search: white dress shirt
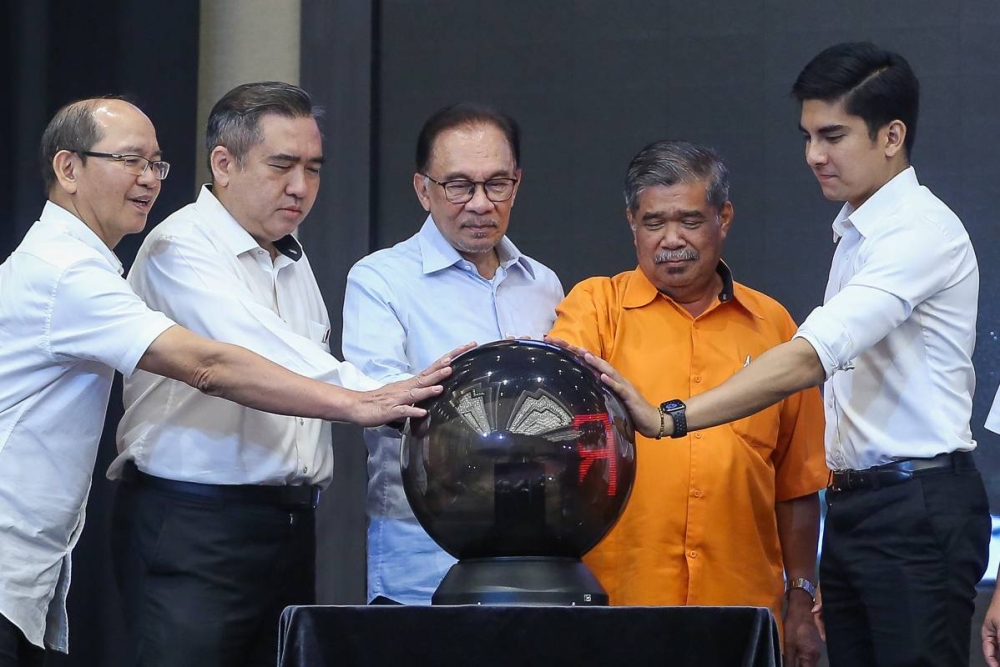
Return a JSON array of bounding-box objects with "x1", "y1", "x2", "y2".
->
[
  {"x1": 111, "y1": 186, "x2": 378, "y2": 487},
  {"x1": 986, "y1": 392, "x2": 1000, "y2": 435},
  {"x1": 0, "y1": 202, "x2": 173, "y2": 651},
  {"x1": 342, "y1": 216, "x2": 564, "y2": 604},
  {"x1": 795, "y1": 167, "x2": 978, "y2": 470}
]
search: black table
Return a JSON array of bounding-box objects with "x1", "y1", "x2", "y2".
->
[{"x1": 277, "y1": 605, "x2": 780, "y2": 667}]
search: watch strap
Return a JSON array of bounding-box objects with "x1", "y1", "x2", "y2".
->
[{"x1": 786, "y1": 577, "x2": 817, "y2": 602}]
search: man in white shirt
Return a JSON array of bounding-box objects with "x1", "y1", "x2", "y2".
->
[
  {"x1": 110, "y1": 83, "x2": 460, "y2": 667},
  {"x1": 0, "y1": 98, "x2": 449, "y2": 667},
  {"x1": 561, "y1": 43, "x2": 989, "y2": 667},
  {"x1": 342, "y1": 103, "x2": 564, "y2": 604}
]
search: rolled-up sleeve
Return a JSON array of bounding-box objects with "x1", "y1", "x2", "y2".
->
[{"x1": 794, "y1": 221, "x2": 970, "y2": 378}]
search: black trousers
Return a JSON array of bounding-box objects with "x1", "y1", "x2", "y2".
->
[
  {"x1": 821, "y1": 467, "x2": 990, "y2": 667},
  {"x1": 0, "y1": 615, "x2": 43, "y2": 667},
  {"x1": 111, "y1": 479, "x2": 316, "y2": 667}
]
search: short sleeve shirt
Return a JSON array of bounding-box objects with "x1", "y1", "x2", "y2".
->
[
  {"x1": 549, "y1": 266, "x2": 827, "y2": 620},
  {"x1": 0, "y1": 202, "x2": 173, "y2": 650}
]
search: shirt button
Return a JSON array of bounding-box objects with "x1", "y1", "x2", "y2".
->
[
  {"x1": 688, "y1": 550, "x2": 698, "y2": 559},
  {"x1": 299, "y1": 418, "x2": 305, "y2": 425},
  {"x1": 692, "y1": 490, "x2": 702, "y2": 498},
  {"x1": 694, "y1": 433, "x2": 702, "y2": 439},
  {"x1": 302, "y1": 466, "x2": 308, "y2": 473},
  {"x1": 693, "y1": 375, "x2": 702, "y2": 383}
]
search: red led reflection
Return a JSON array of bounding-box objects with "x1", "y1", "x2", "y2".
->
[{"x1": 573, "y1": 414, "x2": 617, "y2": 495}]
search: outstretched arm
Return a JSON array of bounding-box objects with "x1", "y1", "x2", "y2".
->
[
  {"x1": 138, "y1": 326, "x2": 467, "y2": 426},
  {"x1": 548, "y1": 335, "x2": 825, "y2": 438}
]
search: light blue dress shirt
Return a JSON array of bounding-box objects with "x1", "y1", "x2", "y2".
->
[{"x1": 342, "y1": 215, "x2": 564, "y2": 604}]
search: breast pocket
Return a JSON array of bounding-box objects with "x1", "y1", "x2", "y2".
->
[
  {"x1": 726, "y1": 361, "x2": 781, "y2": 458},
  {"x1": 307, "y1": 319, "x2": 332, "y2": 353}
]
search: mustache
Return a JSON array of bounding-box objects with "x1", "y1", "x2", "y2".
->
[
  {"x1": 460, "y1": 217, "x2": 500, "y2": 228},
  {"x1": 654, "y1": 249, "x2": 699, "y2": 263}
]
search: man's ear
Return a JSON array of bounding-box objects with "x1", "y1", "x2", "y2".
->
[
  {"x1": 719, "y1": 201, "x2": 734, "y2": 240},
  {"x1": 210, "y1": 146, "x2": 236, "y2": 186},
  {"x1": 884, "y1": 120, "x2": 907, "y2": 158},
  {"x1": 52, "y1": 150, "x2": 80, "y2": 194},
  {"x1": 413, "y1": 172, "x2": 432, "y2": 212},
  {"x1": 507, "y1": 167, "x2": 523, "y2": 207}
]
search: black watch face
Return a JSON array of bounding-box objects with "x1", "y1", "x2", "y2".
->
[{"x1": 661, "y1": 400, "x2": 684, "y2": 413}]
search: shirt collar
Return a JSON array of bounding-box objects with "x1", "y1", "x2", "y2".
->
[
  {"x1": 40, "y1": 200, "x2": 124, "y2": 274},
  {"x1": 194, "y1": 185, "x2": 303, "y2": 261},
  {"x1": 831, "y1": 166, "x2": 918, "y2": 241},
  {"x1": 416, "y1": 215, "x2": 535, "y2": 278},
  {"x1": 622, "y1": 260, "x2": 763, "y2": 319}
]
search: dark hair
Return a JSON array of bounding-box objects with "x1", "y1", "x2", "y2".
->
[
  {"x1": 624, "y1": 140, "x2": 730, "y2": 214},
  {"x1": 39, "y1": 96, "x2": 126, "y2": 192},
  {"x1": 206, "y1": 81, "x2": 321, "y2": 171},
  {"x1": 792, "y1": 42, "x2": 920, "y2": 156},
  {"x1": 415, "y1": 102, "x2": 521, "y2": 173}
]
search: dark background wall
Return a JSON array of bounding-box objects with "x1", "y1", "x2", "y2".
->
[
  {"x1": 368, "y1": 2, "x2": 1000, "y2": 469},
  {"x1": 4, "y1": 1, "x2": 1000, "y2": 665}
]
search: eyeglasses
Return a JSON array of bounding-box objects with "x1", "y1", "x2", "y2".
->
[
  {"x1": 422, "y1": 174, "x2": 518, "y2": 204},
  {"x1": 75, "y1": 151, "x2": 171, "y2": 180}
]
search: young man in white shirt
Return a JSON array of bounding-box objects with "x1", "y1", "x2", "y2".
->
[
  {"x1": 0, "y1": 98, "x2": 450, "y2": 667},
  {"x1": 342, "y1": 103, "x2": 564, "y2": 605},
  {"x1": 561, "y1": 42, "x2": 989, "y2": 667}
]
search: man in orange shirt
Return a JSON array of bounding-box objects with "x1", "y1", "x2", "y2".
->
[{"x1": 550, "y1": 140, "x2": 827, "y2": 666}]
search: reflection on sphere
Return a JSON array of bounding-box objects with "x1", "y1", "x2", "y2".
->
[{"x1": 402, "y1": 340, "x2": 636, "y2": 561}]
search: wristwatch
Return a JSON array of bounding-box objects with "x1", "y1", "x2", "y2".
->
[
  {"x1": 785, "y1": 577, "x2": 817, "y2": 603},
  {"x1": 658, "y1": 399, "x2": 688, "y2": 439}
]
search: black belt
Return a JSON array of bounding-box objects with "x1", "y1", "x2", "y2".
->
[
  {"x1": 828, "y1": 451, "x2": 976, "y2": 493},
  {"x1": 121, "y1": 461, "x2": 321, "y2": 509}
]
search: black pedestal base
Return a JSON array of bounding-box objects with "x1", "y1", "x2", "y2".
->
[{"x1": 432, "y1": 556, "x2": 608, "y2": 606}]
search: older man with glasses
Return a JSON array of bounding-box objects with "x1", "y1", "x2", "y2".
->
[
  {"x1": 342, "y1": 102, "x2": 564, "y2": 605},
  {"x1": 0, "y1": 98, "x2": 450, "y2": 667}
]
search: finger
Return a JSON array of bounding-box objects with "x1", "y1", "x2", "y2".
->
[
  {"x1": 543, "y1": 335, "x2": 593, "y2": 358},
  {"x1": 443, "y1": 342, "x2": 476, "y2": 359},
  {"x1": 407, "y1": 384, "x2": 444, "y2": 403},
  {"x1": 395, "y1": 404, "x2": 428, "y2": 419},
  {"x1": 413, "y1": 367, "x2": 452, "y2": 388},
  {"x1": 984, "y1": 639, "x2": 998, "y2": 667},
  {"x1": 584, "y1": 352, "x2": 621, "y2": 379}
]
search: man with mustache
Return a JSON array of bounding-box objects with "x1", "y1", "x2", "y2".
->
[
  {"x1": 342, "y1": 102, "x2": 564, "y2": 604},
  {"x1": 549, "y1": 140, "x2": 827, "y2": 666},
  {"x1": 108, "y1": 83, "x2": 458, "y2": 667}
]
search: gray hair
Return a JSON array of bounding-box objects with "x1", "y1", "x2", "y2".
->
[
  {"x1": 39, "y1": 97, "x2": 123, "y2": 192},
  {"x1": 624, "y1": 140, "x2": 730, "y2": 214},
  {"x1": 205, "y1": 81, "x2": 321, "y2": 171}
]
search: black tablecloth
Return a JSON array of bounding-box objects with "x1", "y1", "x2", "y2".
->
[{"x1": 277, "y1": 605, "x2": 780, "y2": 667}]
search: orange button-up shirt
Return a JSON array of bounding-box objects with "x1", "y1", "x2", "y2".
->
[{"x1": 550, "y1": 267, "x2": 827, "y2": 620}]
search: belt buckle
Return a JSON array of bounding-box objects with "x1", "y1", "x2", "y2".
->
[{"x1": 829, "y1": 469, "x2": 849, "y2": 493}]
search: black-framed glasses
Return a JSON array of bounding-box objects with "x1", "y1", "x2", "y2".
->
[
  {"x1": 422, "y1": 174, "x2": 518, "y2": 204},
  {"x1": 75, "y1": 151, "x2": 171, "y2": 180}
]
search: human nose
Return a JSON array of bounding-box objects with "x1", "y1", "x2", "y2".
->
[
  {"x1": 464, "y1": 182, "x2": 495, "y2": 213},
  {"x1": 660, "y1": 223, "x2": 686, "y2": 249},
  {"x1": 136, "y1": 162, "x2": 159, "y2": 188},
  {"x1": 805, "y1": 138, "x2": 826, "y2": 167},
  {"x1": 286, "y1": 167, "x2": 309, "y2": 198}
]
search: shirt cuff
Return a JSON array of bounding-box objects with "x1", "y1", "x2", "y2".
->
[{"x1": 794, "y1": 306, "x2": 855, "y2": 379}]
